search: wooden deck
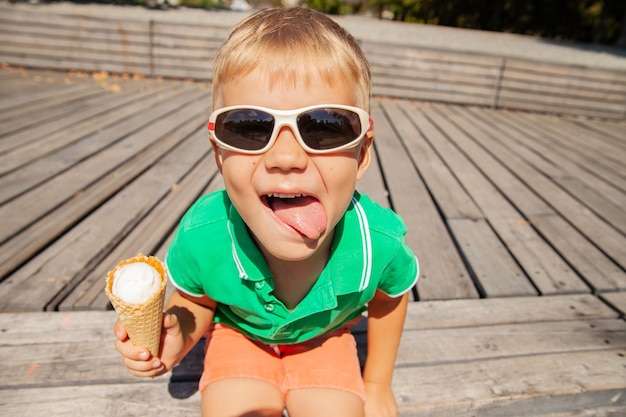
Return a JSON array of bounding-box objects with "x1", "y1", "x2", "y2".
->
[{"x1": 1, "y1": 67, "x2": 625, "y2": 416}]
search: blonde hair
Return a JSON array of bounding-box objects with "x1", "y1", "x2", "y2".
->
[{"x1": 211, "y1": 7, "x2": 371, "y2": 111}]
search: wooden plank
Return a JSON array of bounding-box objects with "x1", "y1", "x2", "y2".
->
[
  {"x1": 465, "y1": 109, "x2": 626, "y2": 234},
  {"x1": 496, "y1": 97, "x2": 625, "y2": 119},
  {"x1": 449, "y1": 218, "x2": 537, "y2": 297},
  {"x1": 529, "y1": 216, "x2": 626, "y2": 292},
  {"x1": 433, "y1": 104, "x2": 626, "y2": 290},
  {"x1": 2, "y1": 294, "x2": 614, "y2": 340},
  {"x1": 59, "y1": 138, "x2": 218, "y2": 310},
  {"x1": 361, "y1": 41, "x2": 504, "y2": 67},
  {"x1": 0, "y1": 382, "x2": 200, "y2": 417},
  {"x1": 3, "y1": 317, "x2": 623, "y2": 388},
  {"x1": 600, "y1": 292, "x2": 626, "y2": 317},
  {"x1": 377, "y1": 100, "x2": 534, "y2": 297},
  {"x1": 468, "y1": 104, "x2": 625, "y2": 188},
  {"x1": 0, "y1": 84, "x2": 204, "y2": 243},
  {"x1": 504, "y1": 112, "x2": 625, "y2": 191},
  {"x1": 500, "y1": 76, "x2": 626, "y2": 100},
  {"x1": 373, "y1": 99, "x2": 479, "y2": 300},
  {"x1": 526, "y1": 408, "x2": 626, "y2": 417},
  {"x1": 0, "y1": 82, "x2": 186, "y2": 205},
  {"x1": 394, "y1": 349, "x2": 626, "y2": 416},
  {"x1": 356, "y1": 145, "x2": 391, "y2": 208},
  {"x1": 0, "y1": 80, "x2": 133, "y2": 140},
  {"x1": 152, "y1": 55, "x2": 213, "y2": 72},
  {"x1": 0, "y1": 73, "x2": 94, "y2": 114},
  {"x1": 152, "y1": 34, "x2": 225, "y2": 49},
  {"x1": 504, "y1": 58, "x2": 626, "y2": 84},
  {"x1": 398, "y1": 318, "x2": 626, "y2": 365},
  {"x1": 404, "y1": 294, "x2": 618, "y2": 330},
  {"x1": 371, "y1": 64, "x2": 498, "y2": 87},
  {"x1": 0, "y1": 341, "x2": 145, "y2": 388},
  {"x1": 0, "y1": 83, "x2": 101, "y2": 133},
  {"x1": 0, "y1": 9, "x2": 149, "y2": 33},
  {"x1": 373, "y1": 74, "x2": 496, "y2": 97},
  {"x1": 0, "y1": 32, "x2": 150, "y2": 56},
  {"x1": 372, "y1": 84, "x2": 495, "y2": 106},
  {"x1": 152, "y1": 66, "x2": 213, "y2": 81},
  {"x1": 152, "y1": 45, "x2": 216, "y2": 60},
  {"x1": 576, "y1": 118, "x2": 626, "y2": 145},
  {"x1": 0, "y1": 79, "x2": 170, "y2": 165},
  {"x1": 368, "y1": 56, "x2": 501, "y2": 79},
  {"x1": 505, "y1": 113, "x2": 626, "y2": 203},
  {"x1": 0, "y1": 310, "x2": 118, "y2": 344},
  {"x1": 496, "y1": 88, "x2": 625, "y2": 113},
  {"x1": 500, "y1": 66, "x2": 626, "y2": 94},
  {"x1": 0, "y1": 55, "x2": 151, "y2": 76},
  {"x1": 0, "y1": 108, "x2": 212, "y2": 311},
  {"x1": 364, "y1": 41, "x2": 503, "y2": 108},
  {"x1": 396, "y1": 295, "x2": 625, "y2": 416},
  {"x1": 449, "y1": 105, "x2": 626, "y2": 271},
  {"x1": 0, "y1": 293, "x2": 622, "y2": 415},
  {"x1": 0, "y1": 43, "x2": 149, "y2": 71},
  {"x1": 378, "y1": 100, "x2": 483, "y2": 221},
  {"x1": 0, "y1": 94, "x2": 208, "y2": 283},
  {"x1": 407, "y1": 102, "x2": 587, "y2": 295},
  {"x1": 153, "y1": 21, "x2": 230, "y2": 38}
]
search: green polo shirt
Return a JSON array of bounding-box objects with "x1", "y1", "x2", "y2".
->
[{"x1": 166, "y1": 190, "x2": 418, "y2": 344}]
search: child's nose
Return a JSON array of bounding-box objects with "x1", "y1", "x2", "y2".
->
[{"x1": 264, "y1": 126, "x2": 308, "y2": 171}]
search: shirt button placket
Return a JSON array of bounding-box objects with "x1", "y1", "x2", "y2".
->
[{"x1": 255, "y1": 281, "x2": 273, "y2": 312}]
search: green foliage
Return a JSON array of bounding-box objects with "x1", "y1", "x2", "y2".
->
[
  {"x1": 181, "y1": 0, "x2": 223, "y2": 8},
  {"x1": 306, "y1": 0, "x2": 360, "y2": 15},
  {"x1": 367, "y1": 0, "x2": 626, "y2": 46}
]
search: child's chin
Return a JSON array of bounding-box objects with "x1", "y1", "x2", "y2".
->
[{"x1": 263, "y1": 239, "x2": 324, "y2": 262}]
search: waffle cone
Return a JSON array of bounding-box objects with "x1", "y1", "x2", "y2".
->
[{"x1": 105, "y1": 254, "x2": 166, "y2": 357}]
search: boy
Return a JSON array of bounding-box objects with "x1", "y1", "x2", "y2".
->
[{"x1": 114, "y1": 7, "x2": 418, "y2": 417}]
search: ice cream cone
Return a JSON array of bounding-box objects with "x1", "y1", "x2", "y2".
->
[{"x1": 105, "y1": 254, "x2": 166, "y2": 357}]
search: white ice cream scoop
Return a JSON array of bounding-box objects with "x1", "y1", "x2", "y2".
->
[{"x1": 112, "y1": 262, "x2": 162, "y2": 304}]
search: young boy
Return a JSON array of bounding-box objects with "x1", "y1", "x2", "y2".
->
[{"x1": 114, "y1": 7, "x2": 418, "y2": 417}]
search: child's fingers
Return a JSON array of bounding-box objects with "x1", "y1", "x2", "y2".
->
[
  {"x1": 114, "y1": 315, "x2": 173, "y2": 377},
  {"x1": 114, "y1": 336, "x2": 149, "y2": 360},
  {"x1": 114, "y1": 337, "x2": 164, "y2": 376},
  {"x1": 113, "y1": 318, "x2": 127, "y2": 340},
  {"x1": 121, "y1": 355, "x2": 164, "y2": 377}
]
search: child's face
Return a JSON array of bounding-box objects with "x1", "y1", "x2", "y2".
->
[{"x1": 213, "y1": 68, "x2": 372, "y2": 264}]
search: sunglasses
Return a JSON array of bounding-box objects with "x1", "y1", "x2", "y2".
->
[{"x1": 207, "y1": 104, "x2": 373, "y2": 154}]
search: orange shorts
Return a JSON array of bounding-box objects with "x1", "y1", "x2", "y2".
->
[{"x1": 199, "y1": 322, "x2": 366, "y2": 402}]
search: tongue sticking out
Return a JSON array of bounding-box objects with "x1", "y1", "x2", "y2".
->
[{"x1": 270, "y1": 196, "x2": 327, "y2": 240}]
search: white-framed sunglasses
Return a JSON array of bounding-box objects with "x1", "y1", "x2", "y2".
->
[{"x1": 207, "y1": 104, "x2": 373, "y2": 154}]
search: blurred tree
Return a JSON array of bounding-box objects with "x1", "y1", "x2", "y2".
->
[{"x1": 365, "y1": 0, "x2": 626, "y2": 46}]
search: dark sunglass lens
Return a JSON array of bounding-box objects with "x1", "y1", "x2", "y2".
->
[
  {"x1": 216, "y1": 110, "x2": 274, "y2": 151},
  {"x1": 297, "y1": 109, "x2": 361, "y2": 150}
]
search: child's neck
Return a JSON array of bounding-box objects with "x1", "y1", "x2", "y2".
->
[{"x1": 263, "y1": 239, "x2": 333, "y2": 311}]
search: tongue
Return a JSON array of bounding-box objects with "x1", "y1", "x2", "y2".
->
[{"x1": 271, "y1": 196, "x2": 327, "y2": 240}]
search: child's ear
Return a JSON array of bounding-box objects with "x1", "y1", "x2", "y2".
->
[
  {"x1": 356, "y1": 134, "x2": 373, "y2": 181},
  {"x1": 210, "y1": 137, "x2": 224, "y2": 174}
]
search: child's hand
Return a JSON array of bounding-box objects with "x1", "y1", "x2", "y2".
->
[
  {"x1": 364, "y1": 382, "x2": 398, "y2": 417},
  {"x1": 114, "y1": 313, "x2": 185, "y2": 378}
]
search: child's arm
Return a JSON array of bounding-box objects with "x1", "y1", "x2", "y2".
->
[
  {"x1": 363, "y1": 290, "x2": 409, "y2": 417},
  {"x1": 114, "y1": 289, "x2": 216, "y2": 378}
]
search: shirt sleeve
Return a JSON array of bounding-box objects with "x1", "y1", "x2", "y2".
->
[{"x1": 378, "y1": 236, "x2": 419, "y2": 298}]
